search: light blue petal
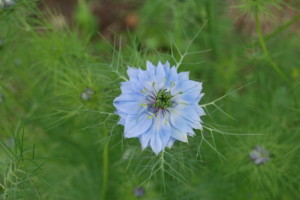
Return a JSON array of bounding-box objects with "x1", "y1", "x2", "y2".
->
[
  {"x1": 187, "y1": 131, "x2": 196, "y2": 136},
  {"x1": 163, "y1": 61, "x2": 170, "y2": 74},
  {"x1": 174, "y1": 80, "x2": 202, "y2": 94},
  {"x1": 137, "y1": 69, "x2": 150, "y2": 82},
  {"x1": 163, "y1": 61, "x2": 170, "y2": 69},
  {"x1": 194, "y1": 104, "x2": 205, "y2": 116},
  {"x1": 127, "y1": 67, "x2": 139, "y2": 81},
  {"x1": 150, "y1": 112, "x2": 171, "y2": 154},
  {"x1": 114, "y1": 101, "x2": 145, "y2": 115},
  {"x1": 189, "y1": 121, "x2": 202, "y2": 130},
  {"x1": 195, "y1": 93, "x2": 204, "y2": 103},
  {"x1": 150, "y1": 134, "x2": 162, "y2": 155},
  {"x1": 118, "y1": 118, "x2": 125, "y2": 125},
  {"x1": 115, "y1": 110, "x2": 128, "y2": 125},
  {"x1": 146, "y1": 61, "x2": 156, "y2": 77},
  {"x1": 156, "y1": 114, "x2": 171, "y2": 149},
  {"x1": 171, "y1": 105, "x2": 202, "y2": 130},
  {"x1": 121, "y1": 80, "x2": 142, "y2": 93},
  {"x1": 155, "y1": 62, "x2": 165, "y2": 76},
  {"x1": 169, "y1": 107, "x2": 195, "y2": 134},
  {"x1": 171, "y1": 127, "x2": 188, "y2": 142},
  {"x1": 125, "y1": 113, "x2": 153, "y2": 138},
  {"x1": 171, "y1": 80, "x2": 195, "y2": 95},
  {"x1": 185, "y1": 106, "x2": 201, "y2": 123},
  {"x1": 153, "y1": 63, "x2": 166, "y2": 90},
  {"x1": 174, "y1": 105, "x2": 201, "y2": 124},
  {"x1": 143, "y1": 80, "x2": 154, "y2": 91},
  {"x1": 178, "y1": 72, "x2": 189, "y2": 80},
  {"x1": 167, "y1": 138, "x2": 175, "y2": 148},
  {"x1": 113, "y1": 92, "x2": 146, "y2": 115},
  {"x1": 139, "y1": 130, "x2": 152, "y2": 150},
  {"x1": 171, "y1": 81, "x2": 202, "y2": 103},
  {"x1": 120, "y1": 82, "x2": 135, "y2": 94},
  {"x1": 114, "y1": 93, "x2": 144, "y2": 102},
  {"x1": 165, "y1": 67, "x2": 178, "y2": 87}
]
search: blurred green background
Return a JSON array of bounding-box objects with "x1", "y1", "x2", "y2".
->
[{"x1": 0, "y1": 0, "x2": 300, "y2": 199}]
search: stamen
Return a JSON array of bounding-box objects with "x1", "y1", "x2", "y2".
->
[
  {"x1": 177, "y1": 102, "x2": 188, "y2": 106},
  {"x1": 170, "y1": 91, "x2": 183, "y2": 99},
  {"x1": 152, "y1": 89, "x2": 173, "y2": 110}
]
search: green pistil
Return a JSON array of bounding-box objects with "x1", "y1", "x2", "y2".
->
[{"x1": 153, "y1": 89, "x2": 173, "y2": 109}]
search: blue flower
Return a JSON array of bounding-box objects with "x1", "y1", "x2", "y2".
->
[
  {"x1": 114, "y1": 61, "x2": 205, "y2": 155},
  {"x1": 0, "y1": 0, "x2": 16, "y2": 9},
  {"x1": 249, "y1": 146, "x2": 270, "y2": 165}
]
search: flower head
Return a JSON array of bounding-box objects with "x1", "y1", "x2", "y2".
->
[
  {"x1": 133, "y1": 187, "x2": 145, "y2": 197},
  {"x1": 249, "y1": 146, "x2": 270, "y2": 165},
  {"x1": 81, "y1": 88, "x2": 94, "y2": 101},
  {"x1": 114, "y1": 61, "x2": 205, "y2": 154},
  {"x1": 0, "y1": 0, "x2": 15, "y2": 9}
]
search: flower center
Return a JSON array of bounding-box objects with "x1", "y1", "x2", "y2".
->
[{"x1": 153, "y1": 89, "x2": 173, "y2": 109}]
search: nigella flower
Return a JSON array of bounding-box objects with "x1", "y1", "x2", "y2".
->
[
  {"x1": 81, "y1": 88, "x2": 94, "y2": 101},
  {"x1": 133, "y1": 187, "x2": 145, "y2": 197},
  {"x1": 0, "y1": 0, "x2": 16, "y2": 9},
  {"x1": 114, "y1": 61, "x2": 205, "y2": 155},
  {"x1": 249, "y1": 146, "x2": 270, "y2": 165}
]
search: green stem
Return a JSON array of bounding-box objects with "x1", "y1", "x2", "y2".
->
[
  {"x1": 255, "y1": 12, "x2": 289, "y2": 83},
  {"x1": 255, "y1": 11, "x2": 299, "y2": 107},
  {"x1": 160, "y1": 151, "x2": 165, "y2": 191},
  {"x1": 101, "y1": 127, "x2": 109, "y2": 200},
  {"x1": 265, "y1": 13, "x2": 300, "y2": 41},
  {"x1": 173, "y1": 2, "x2": 182, "y2": 50},
  {"x1": 205, "y1": 0, "x2": 219, "y2": 60}
]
